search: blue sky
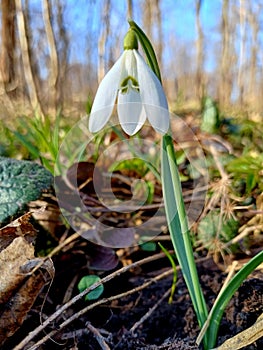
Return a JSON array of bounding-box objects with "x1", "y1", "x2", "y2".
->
[
  {"x1": 27, "y1": 0, "x2": 263, "y2": 89},
  {"x1": 60, "y1": 0, "x2": 225, "y2": 72}
]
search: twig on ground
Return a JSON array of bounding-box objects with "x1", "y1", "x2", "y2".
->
[
  {"x1": 86, "y1": 322, "x2": 111, "y2": 350},
  {"x1": 24, "y1": 268, "x2": 174, "y2": 350},
  {"x1": 13, "y1": 251, "x2": 169, "y2": 350},
  {"x1": 130, "y1": 287, "x2": 171, "y2": 333}
]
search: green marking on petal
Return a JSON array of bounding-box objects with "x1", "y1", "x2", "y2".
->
[{"x1": 120, "y1": 76, "x2": 139, "y2": 94}]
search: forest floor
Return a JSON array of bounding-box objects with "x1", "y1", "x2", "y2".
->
[{"x1": 1, "y1": 110, "x2": 263, "y2": 349}]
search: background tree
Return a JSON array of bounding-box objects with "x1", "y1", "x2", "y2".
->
[
  {"x1": 42, "y1": 0, "x2": 59, "y2": 114},
  {"x1": 0, "y1": 0, "x2": 263, "y2": 117},
  {"x1": 15, "y1": 0, "x2": 44, "y2": 118},
  {"x1": 195, "y1": 0, "x2": 204, "y2": 100},
  {"x1": 219, "y1": 0, "x2": 232, "y2": 106},
  {"x1": 0, "y1": 0, "x2": 16, "y2": 90}
]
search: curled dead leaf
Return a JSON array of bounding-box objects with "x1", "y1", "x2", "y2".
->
[{"x1": 0, "y1": 212, "x2": 55, "y2": 346}]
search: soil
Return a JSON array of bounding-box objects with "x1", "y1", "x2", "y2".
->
[
  {"x1": 1, "y1": 154, "x2": 263, "y2": 349},
  {"x1": 2, "y1": 240, "x2": 263, "y2": 350}
]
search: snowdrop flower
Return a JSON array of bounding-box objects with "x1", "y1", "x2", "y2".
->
[{"x1": 89, "y1": 30, "x2": 169, "y2": 135}]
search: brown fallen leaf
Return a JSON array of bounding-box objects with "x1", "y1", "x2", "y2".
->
[
  {"x1": 0, "y1": 236, "x2": 35, "y2": 304},
  {"x1": 0, "y1": 211, "x2": 55, "y2": 346},
  {"x1": 0, "y1": 211, "x2": 36, "y2": 252},
  {"x1": 0, "y1": 212, "x2": 37, "y2": 304}
]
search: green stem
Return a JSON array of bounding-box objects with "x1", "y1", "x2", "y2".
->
[{"x1": 128, "y1": 19, "x2": 208, "y2": 348}]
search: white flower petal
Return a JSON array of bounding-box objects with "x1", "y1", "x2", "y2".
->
[
  {"x1": 117, "y1": 90, "x2": 146, "y2": 135},
  {"x1": 134, "y1": 50, "x2": 170, "y2": 134},
  {"x1": 89, "y1": 53, "x2": 124, "y2": 132}
]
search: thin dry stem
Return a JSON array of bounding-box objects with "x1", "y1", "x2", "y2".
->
[
  {"x1": 86, "y1": 322, "x2": 111, "y2": 350},
  {"x1": 25, "y1": 268, "x2": 174, "y2": 350},
  {"x1": 129, "y1": 287, "x2": 171, "y2": 333}
]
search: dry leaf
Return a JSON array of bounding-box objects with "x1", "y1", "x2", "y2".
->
[
  {"x1": 0, "y1": 236, "x2": 35, "y2": 304},
  {"x1": 0, "y1": 211, "x2": 36, "y2": 252},
  {"x1": 212, "y1": 313, "x2": 263, "y2": 350},
  {"x1": 0, "y1": 212, "x2": 55, "y2": 346}
]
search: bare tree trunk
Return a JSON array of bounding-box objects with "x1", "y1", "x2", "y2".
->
[
  {"x1": 24, "y1": 0, "x2": 41, "y2": 92},
  {"x1": 142, "y1": 1, "x2": 152, "y2": 40},
  {"x1": 195, "y1": 0, "x2": 204, "y2": 101},
  {"x1": 98, "y1": 0, "x2": 111, "y2": 83},
  {"x1": 55, "y1": 0, "x2": 69, "y2": 111},
  {"x1": 0, "y1": 0, "x2": 16, "y2": 89},
  {"x1": 142, "y1": 1, "x2": 162, "y2": 70},
  {"x1": 154, "y1": 0, "x2": 163, "y2": 72},
  {"x1": 247, "y1": 3, "x2": 260, "y2": 107},
  {"x1": 0, "y1": 0, "x2": 16, "y2": 111},
  {"x1": 15, "y1": 0, "x2": 44, "y2": 119},
  {"x1": 219, "y1": 0, "x2": 232, "y2": 106},
  {"x1": 237, "y1": 0, "x2": 246, "y2": 105},
  {"x1": 127, "y1": 0, "x2": 133, "y2": 19},
  {"x1": 42, "y1": 0, "x2": 59, "y2": 113}
]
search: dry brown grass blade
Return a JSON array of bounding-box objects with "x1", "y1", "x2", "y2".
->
[{"x1": 212, "y1": 313, "x2": 263, "y2": 350}]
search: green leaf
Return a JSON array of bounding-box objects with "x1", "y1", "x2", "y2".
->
[
  {"x1": 201, "y1": 96, "x2": 219, "y2": 134},
  {"x1": 140, "y1": 241, "x2": 156, "y2": 251},
  {"x1": 78, "y1": 275, "x2": 104, "y2": 301},
  {"x1": 109, "y1": 158, "x2": 148, "y2": 177},
  {"x1": 145, "y1": 180, "x2": 155, "y2": 204},
  {"x1": 226, "y1": 152, "x2": 263, "y2": 192},
  {"x1": 13, "y1": 115, "x2": 63, "y2": 175},
  {"x1": 0, "y1": 157, "x2": 53, "y2": 225},
  {"x1": 175, "y1": 150, "x2": 187, "y2": 166},
  {"x1": 52, "y1": 114, "x2": 60, "y2": 155},
  {"x1": 161, "y1": 135, "x2": 208, "y2": 343}
]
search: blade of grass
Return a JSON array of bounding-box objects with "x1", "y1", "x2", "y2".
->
[
  {"x1": 52, "y1": 114, "x2": 60, "y2": 153},
  {"x1": 206, "y1": 250, "x2": 263, "y2": 348},
  {"x1": 158, "y1": 243, "x2": 177, "y2": 304},
  {"x1": 196, "y1": 261, "x2": 238, "y2": 346},
  {"x1": 13, "y1": 131, "x2": 40, "y2": 159}
]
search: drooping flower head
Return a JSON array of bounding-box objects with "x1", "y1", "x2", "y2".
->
[{"x1": 89, "y1": 29, "x2": 169, "y2": 135}]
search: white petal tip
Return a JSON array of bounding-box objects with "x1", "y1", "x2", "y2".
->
[
  {"x1": 121, "y1": 122, "x2": 144, "y2": 135},
  {"x1": 88, "y1": 106, "x2": 114, "y2": 133},
  {"x1": 145, "y1": 105, "x2": 170, "y2": 135}
]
